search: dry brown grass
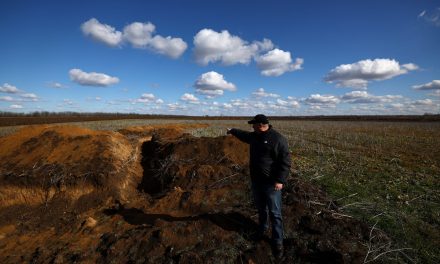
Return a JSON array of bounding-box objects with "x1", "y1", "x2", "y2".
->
[{"x1": 191, "y1": 120, "x2": 440, "y2": 263}]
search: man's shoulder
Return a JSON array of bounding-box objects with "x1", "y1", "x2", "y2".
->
[
  {"x1": 268, "y1": 128, "x2": 286, "y2": 139},
  {"x1": 268, "y1": 129, "x2": 289, "y2": 148}
]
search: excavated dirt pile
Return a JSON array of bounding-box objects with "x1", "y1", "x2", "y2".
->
[
  {"x1": 0, "y1": 124, "x2": 387, "y2": 263},
  {"x1": 0, "y1": 125, "x2": 134, "y2": 207}
]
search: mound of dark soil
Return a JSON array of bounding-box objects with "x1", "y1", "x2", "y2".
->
[{"x1": 0, "y1": 125, "x2": 388, "y2": 263}]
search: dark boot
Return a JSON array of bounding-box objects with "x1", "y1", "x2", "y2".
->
[{"x1": 273, "y1": 243, "x2": 283, "y2": 259}]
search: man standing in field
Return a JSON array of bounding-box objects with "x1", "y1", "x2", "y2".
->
[{"x1": 227, "y1": 114, "x2": 291, "y2": 259}]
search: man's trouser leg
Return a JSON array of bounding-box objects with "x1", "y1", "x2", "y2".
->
[
  {"x1": 266, "y1": 185, "x2": 283, "y2": 245},
  {"x1": 251, "y1": 182, "x2": 269, "y2": 234}
]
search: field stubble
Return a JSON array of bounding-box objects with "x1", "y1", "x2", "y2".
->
[
  {"x1": 1, "y1": 119, "x2": 439, "y2": 262},
  {"x1": 189, "y1": 120, "x2": 440, "y2": 263}
]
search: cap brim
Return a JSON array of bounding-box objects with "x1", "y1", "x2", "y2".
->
[{"x1": 248, "y1": 120, "x2": 269, "y2": 124}]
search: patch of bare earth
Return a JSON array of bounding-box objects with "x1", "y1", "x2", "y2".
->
[{"x1": 0, "y1": 124, "x2": 387, "y2": 263}]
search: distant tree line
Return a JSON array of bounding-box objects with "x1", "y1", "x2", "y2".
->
[
  {"x1": 0, "y1": 111, "x2": 142, "y2": 117},
  {"x1": 0, "y1": 111, "x2": 439, "y2": 126}
]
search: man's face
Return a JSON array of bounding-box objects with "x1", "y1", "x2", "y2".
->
[{"x1": 252, "y1": 123, "x2": 269, "y2": 133}]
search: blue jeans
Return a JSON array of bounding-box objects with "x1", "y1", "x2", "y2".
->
[{"x1": 251, "y1": 182, "x2": 283, "y2": 245}]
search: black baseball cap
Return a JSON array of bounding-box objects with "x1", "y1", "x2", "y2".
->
[{"x1": 248, "y1": 114, "x2": 269, "y2": 124}]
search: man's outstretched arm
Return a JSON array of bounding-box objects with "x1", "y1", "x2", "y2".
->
[{"x1": 227, "y1": 128, "x2": 252, "y2": 144}]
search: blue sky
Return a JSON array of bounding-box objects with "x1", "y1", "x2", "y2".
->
[{"x1": 1, "y1": 0, "x2": 439, "y2": 115}]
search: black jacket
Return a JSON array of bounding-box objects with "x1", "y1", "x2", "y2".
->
[{"x1": 229, "y1": 126, "x2": 291, "y2": 184}]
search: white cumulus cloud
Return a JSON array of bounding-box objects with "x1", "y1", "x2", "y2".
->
[
  {"x1": 412, "y1": 99, "x2": 433, "y2": 105},
  {"x1": 123, "y1": 22, "x2": 155, "y2": 47},
  {"x1": 149, "y1": 35, "x2": 188, "y2": 59},
  {"x1": 413, "y1": 80, "x2": 440, "y2": 90},
  {"x1": 193, "y1": 29, "x2": 273, "y2": 66},
  {"x1": 167, "y1": 102, "x2": 186, "y2": 111},
  {"x1": 0, "y1": 96, "x2": 14, "y2": 101},
  {"x1": 0, "y1": 83, "x2": 20, "y2": 93},
  {"x1": 256, "y1": 49, "x2": 304, "y2": 77},
  {"x1": 194, "y1": 71, "x2": 236, "y2": 98},
  {"x1": 429, "y1": 90, "x2": 440, "y2": 97},
  {"x1": 193, "y1": 28, "x2": 302, "y2": 77},
  {"x1": 222, "y1": 103, "x2": 233, "y2": 109},
  {"x1": 136, "y1": 93, "x2": 156, "y2": 103},
  {"x1": 276, "y1": 98, "x2": 300, "y2": 108},
  {"x1": 286, "y1": 98, "x2": 301, "y2": 108},
  {"x1": 325, "y1": 59, "x2": 419, "y2": 89},
  {"x1": 254, "y1": 102, "x2": 267, "y2": 109},
  {"x1": 342, "y1": 91, "x2": 371, "y2": 100},
  {"x1": 123, "y1": 22, "x2": 187, "y2": 58},
  {"x1": 10, "y1": 104, "x2": 23, "y2": 109},
  {"x1": 48, "y1": 82, "x2": 67, "y2": 89},
  {"x1": 304, "y1": 94, "x2": 340, "y2": 105},
  {"x1": 180, "y1": 93, "x2": 199, "y2": 103},
  {"x1": 230, "y1": 99, "x2": 250, "y2": 109},
  {"x1": 69, "y1": 68, "x2": 119, "y2": 87},
  {"x1": 342, "y1": 91, "x2": 402, "y2": 104},
  {"x1": 82, "y1": 18, "x2": 187, "y2": 58},
  {"x1": 20, "y1": 93, "x2": 39, "y2": 101},
  {"x1": 81, "y1": 18, "x2": 123, "y2": 47},
  {"x1": 252, "y1": 88, "x2": 280, "y2": 98}
]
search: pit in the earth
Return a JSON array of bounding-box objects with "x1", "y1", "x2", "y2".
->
[{"x1": 0, "y1": 124, "x2": 389, "y2": 263}]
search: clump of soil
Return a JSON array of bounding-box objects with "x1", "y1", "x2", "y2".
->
[{"x1": 0, "y1": 124, "x2": 388, "y2": 263}]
